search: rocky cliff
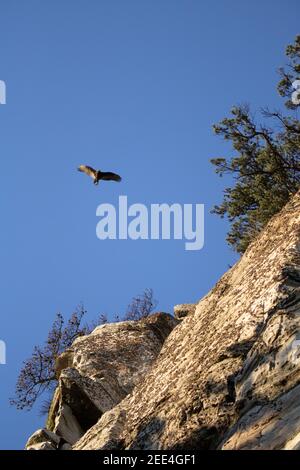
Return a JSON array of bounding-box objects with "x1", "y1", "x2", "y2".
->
[
  {"x1": 26, "y1": 190, "x2": 300, "y2": 450},
  {"x1": 26, "y1": 313, "x2": 177, "y2": 450}
]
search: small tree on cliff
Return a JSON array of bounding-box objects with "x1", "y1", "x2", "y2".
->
[
  {"x1": 211, "y1": 35, "x2": 300, "y2": 253},
  {"x1": 10, "y1": 306, "x2": 88, "y2": 411},
  {"x1": 124, "y1": 288, "x2": 157, "y2": 321}
]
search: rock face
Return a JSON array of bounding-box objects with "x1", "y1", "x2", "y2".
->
[
  {"x1": 26, "y1": 190, "x2": 300, "y2": 450},
  {"x1": 25, "y1": 313, "x2": 177, "y2": 449},
  {"x1": 74, "y1": 190, "x2": 300, "y2": 450},
  {"x1": 173, "y1": 304, "x2": 196, "y2": 320}
]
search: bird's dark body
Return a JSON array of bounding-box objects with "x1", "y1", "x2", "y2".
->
[{"x1": 94, "y1": 171, "x2": 121, "y2": 184}]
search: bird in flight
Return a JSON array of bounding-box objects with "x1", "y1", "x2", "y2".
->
[{"x1": 78, "y1": 165, "x2": 122, "y2": 186}]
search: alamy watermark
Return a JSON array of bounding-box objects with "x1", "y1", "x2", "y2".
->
[
  {"x1": 0, "y1": 80, "x2": 6, "y2": 104},
  {"x1": 0, "y1": 340, "x2": 6, "y2": 365},
  {"x1": 96, "y1": 196, "x2": 204, "y2": 251}
]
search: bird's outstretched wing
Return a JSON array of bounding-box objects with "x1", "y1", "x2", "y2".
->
[
  {"x1": 100, "y1": 171, "x2": 122, "y2": 182},
  {"x1": 78, "y1": 165, "x2": 97, "y2": 180}
]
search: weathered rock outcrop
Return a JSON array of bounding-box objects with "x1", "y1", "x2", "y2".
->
[
  {"x1": 25, "y1": 429, "x2": 72, "y2": 450},
  {"x1": 73, "y1": 190, "x2": 300, "y2": 450},
  {"x1": 173, "y1": 304, "x2": 196, "y2": 320},
  {"x1": 26, "y1": 190, "x2": 300, "y2": 450},
  {"x1": 26, "y1": 313, "x2": 177, "y2": 449}
]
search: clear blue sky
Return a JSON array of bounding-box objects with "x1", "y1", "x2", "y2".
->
[{"x1": 0, "y1": 0, "x2": 299, "y2": 450}]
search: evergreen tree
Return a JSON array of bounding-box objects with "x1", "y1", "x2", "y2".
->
[{"x1": 211, "y1": 36, "x2": 300, "y2": 253}]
